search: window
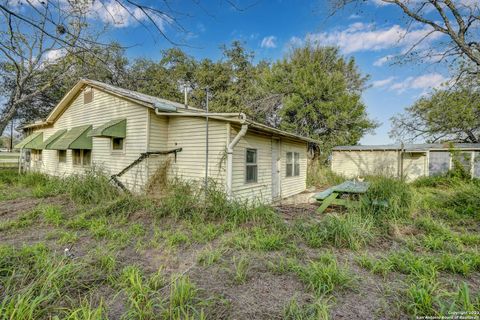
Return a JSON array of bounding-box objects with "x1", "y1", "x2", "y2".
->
[
  {"x1": 245, "y1": 148, "x2": 258, "y2": 183},
  {"x1": 83, "y1": 150, "x2": 91, "y2": 166},
  {"x1": 294, "y1": 152, "x2": 300, "y2": 176},
  {"x1": 112, "y1": 137, "x2": 124, "y2": 151},
  {"x1": 58, "y1": 150, "x2": 66, "y2": 163},
  {"x1": 32, "y1": 149, "x2": 42, "y2": 162},
  {"x1": 83, "y1": 88, "x2": 93, "y2": 104},
  {"x1": 73, "y1": 149, "x2": 82, "y2": 165},
  {"x1": 286, "y1": 152, "x2": 300, "y2": 177},
  {"x1": 72, "y1": 149, "x2": 91, "y2": 166}
]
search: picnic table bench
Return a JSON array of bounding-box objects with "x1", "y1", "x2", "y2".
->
[{"x1": 314, "y1": 181, "x2": 370, "y2": 214}]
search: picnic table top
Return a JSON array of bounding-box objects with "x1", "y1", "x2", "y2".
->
[
  {"x1": 314, "y1": 180, "x2": 370, "y2": 200},
  {"x1": 333, "y1": 181, "x2": 370, "y2": 194}
]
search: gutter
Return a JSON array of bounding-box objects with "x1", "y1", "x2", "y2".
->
[{"x1": 226, "y1": 123, "x2": 248, "y2": 199}]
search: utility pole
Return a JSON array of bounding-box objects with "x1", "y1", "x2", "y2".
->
[{"x1": 10, "y1": 119, "x2": 14, "y2": 152}]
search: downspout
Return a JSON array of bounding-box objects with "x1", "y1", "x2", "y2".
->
[{"x1": 226, "y1": 115, "x2": 248, "y2": 199}]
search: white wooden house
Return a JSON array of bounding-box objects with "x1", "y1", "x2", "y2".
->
[{"x1": 15, "y1": 79, "x2": 317, "y2": 203}]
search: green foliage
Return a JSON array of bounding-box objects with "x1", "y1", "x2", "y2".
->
[
  {"x1": 307, "y1": 162, "x2": 344, "y2": 187},
  {"x1": 297, "y1": 214, "x2": 374, "y2": 250},
  {"x1": 391, "y1": 86, "x2": 480, "y2": 143},
  {"x1": 263, "y1": 44, "x2": 376, "y2": 155},
  {"x1": 443, "y1": 180, "x2": 480, "y2": 217},
  {"x1": 291, "y1": 253, "x2": 353, "y2": 295},
  {"x1": 66, "y1": 169, "x2": 119, "y2": 205},
  {"x1": 284, "y1": 296, "x2": 330, "y2": 320},
  {"x1": 356, "y1": 176, "x2": 412, "y2": 222},
  {"x1": 158, "y1": 179, "x2": 280, "y2": 226},
  {"x1": 41, "y1": 205, "x2": 64, "y2": 226},
  {"x1": 232, "y1": 255, "x2": 250, "y2": 284}
]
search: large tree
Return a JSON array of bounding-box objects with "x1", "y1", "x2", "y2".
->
[
  {"x1": 261, "y1": 45, "x2": 377, "y2": 155},
  {"x1": 331, "y1": 0, "x2": 480, "y2": 71},
  {"x1": 391, "y1": 84, "x2": 480, "y2": 143}
]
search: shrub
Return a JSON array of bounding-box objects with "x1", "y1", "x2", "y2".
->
[
  {"x1": 66, "y1": 169, "x2": 119, "y2": 205},
  {"x1": 307, "y1": 162, "x2": 343, "y2": 187},
  {"x1": 443, "y1": 181, "x2": 480, "y2": 217},
  {"x1": 357, "y1": 176, "x2": 412, "y2": 221}
]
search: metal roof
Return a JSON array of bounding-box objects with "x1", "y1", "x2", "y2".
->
[
  {"x1": 333, "y1": 143, "x2": 480, "y2": 152},
  {"x1": 23, "y1": 79, "x2": 317, "y2": 144}
]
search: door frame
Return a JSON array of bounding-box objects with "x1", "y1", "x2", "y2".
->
[{"x1": 271, "y1": 138, "x2": 281, "y2": 200}]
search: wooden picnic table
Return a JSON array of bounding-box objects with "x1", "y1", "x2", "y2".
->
[{"x1": 314, "y1": 181, "x2": 370, "y2": 214}]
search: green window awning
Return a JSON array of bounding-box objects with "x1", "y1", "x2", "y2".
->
[
  {"x1": 41, "y1": 129, "x2": 67, "y2": 149},
  {"x1": 49, "y1": 125, "x2": 92, "y2": 150},
  {"x1": 14, "y1": 132, "x2": 43, "y2": 149},
  {"x1": 88, "y1": 119, "x2": 126, "y2": 138}
]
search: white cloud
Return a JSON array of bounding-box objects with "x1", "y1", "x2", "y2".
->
[
  {"x1": 286, "y1": 36, "x2": 304, "y2": 48},
  {"x1": 261, "y1": 36, "x2": 277, "y2": 48},
  {"x1": 93, "y1": 1, "x2": 147, "y2": 28},
  {"x1": 389, "y1": 73, "x2": 448, "y2": 93},
  {"x1": 44, "y1": 48, "x2": 67, "y2": 62},
  {"x1": 373, "y1": 55, "x2": 395, "y2": 66},
  {"x1": 304, "y1": 23, "x2": 442, "y2": 54},
  {"x1": 372, "y1": 76, "x2": 396, "y2": 88},
  {"x1": 348, "y1": 14, "x2": 361, "y2": 20}
]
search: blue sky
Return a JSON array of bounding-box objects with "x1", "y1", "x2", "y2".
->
[{"x1": 38, "y1": 0, "x2": 454, "y2": 144}]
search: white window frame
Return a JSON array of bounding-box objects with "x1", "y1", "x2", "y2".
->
[
  {"x1": 286, "y1": 151, "x2": 300, "y2": 177},
  {"x1": 245, "y1": 148, "x2": 258, "y2": 183}
]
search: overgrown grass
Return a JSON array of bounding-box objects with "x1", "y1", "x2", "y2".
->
[
  {"x1": 297, "y1": 214, "x2": 374, "y2": 250},
  {"x1": 356, "y1": 176, "x2": 413, "y2": 223}
]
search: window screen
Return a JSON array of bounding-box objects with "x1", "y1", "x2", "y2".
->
[
  {"x1": 286, "y1": 152, "x2": 293, "y2": 177},
  {"x1": 58, "y1": 150, "x2": 66, "y2": 163},
  {"x1": 73, "y1": 149, "x2": 82, "y2": 166},
  {"x1": 246, "y1": 149, "x2": 257, "y2": 183},
  {"x1": 429, "y1": 151, "x2": 450, "y2": 176},
  {"x1": 112, "y1": 137, "x2": 124, "y2": 151},
  {"x1": 294, "y1": 152, "x2": 300, "y2": 176},
  {"x1": 83, "y1": 150, "x2": 91, "y2": 166}
]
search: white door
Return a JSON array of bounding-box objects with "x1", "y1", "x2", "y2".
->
[{"x1": 271, "y1": 139, "x2": 280, "y2": 200}]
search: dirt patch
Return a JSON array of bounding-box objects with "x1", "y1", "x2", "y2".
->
[{"x1": 191, "y1": 263, "x2": 309, "y2": 320}]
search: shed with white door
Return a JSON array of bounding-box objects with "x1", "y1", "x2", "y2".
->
[{"x1": 331, "y1": 143, "x2": 480, "y2": 181}]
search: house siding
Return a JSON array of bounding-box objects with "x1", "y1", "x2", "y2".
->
[
  {"x1": 280, "y1": 139, "x2": 308, "y2": 198},
  {"x1": 331, "y1": 150, "x2": 399, "y2": 178},
  {"x1": 166, "y1": 116, "x2": 227, "y2": 186},
  {"x1": 31, "y1": 87, "x2": 149, "y2": 192},
  {"x1": 231, "y1": 128, "x2": 272, "y2": 203}
]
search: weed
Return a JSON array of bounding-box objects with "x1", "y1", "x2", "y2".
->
[
  {"x1": 356, "y1": 176, "x2": 412, "y2": 222},
  {"x1": 292, "y1": 252, "x2": 353, "y2": 295},
  {"x1": 41, "y1": 205, "x2": 64, "y2": 226},
  {"x1": 284, "y1": 296, "x2": 331, "y2": 320},
  {"x1": 63, "y1": 299, "x2": 105, "y2": 320},
  {"x1": 406, "y1": 278, "x2": 440, "y2": 316},
  {"x1": 232, "y1": 255, "x2": 250, "y2": 284},
  {"x1": 298, "y1": 214, "x2": 373, "y2": 250},
  {"x1": 120, "y1": 265, "x2": 157, "y2": 319},
  {"x1": 197, "y1": 246, "x2": 223, "y2": 267},
  {"x1": 165, "y1": 275, "x2": 203, "y2": 319},
  {"x1": 307, "y1": 162, "x2": 343, "y2": 187}
]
